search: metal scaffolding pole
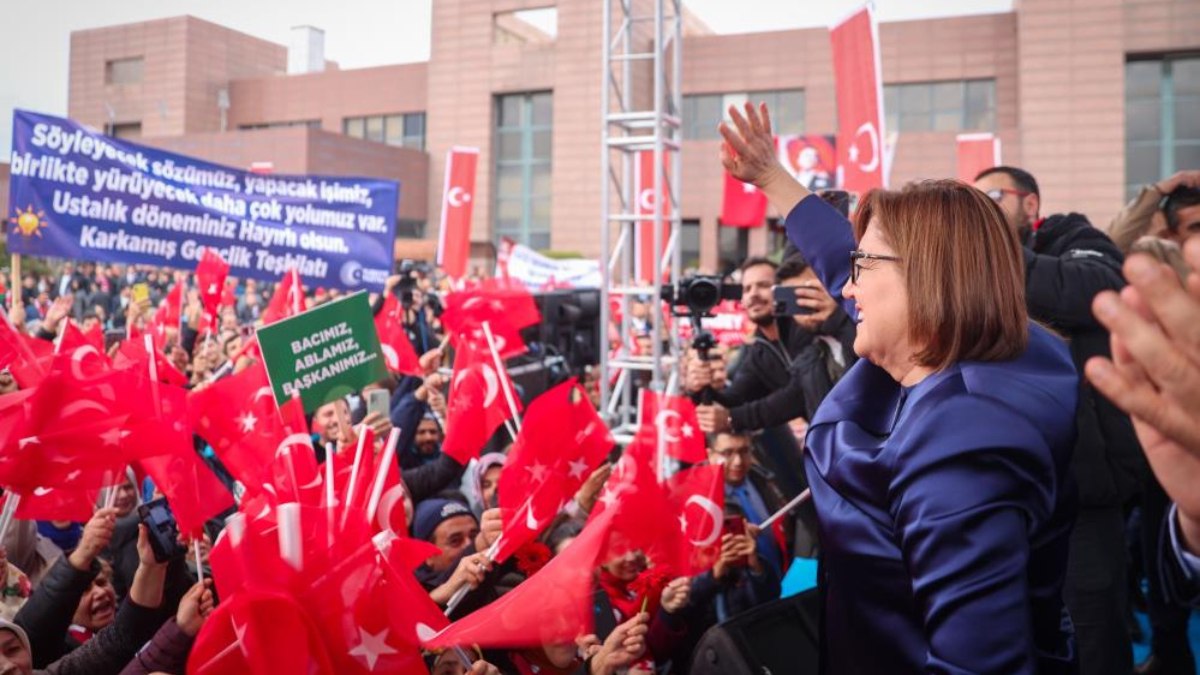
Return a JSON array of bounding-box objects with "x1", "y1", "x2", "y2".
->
[{"x1": 599, "y1": 0, "x2": 683, "y2": 444}]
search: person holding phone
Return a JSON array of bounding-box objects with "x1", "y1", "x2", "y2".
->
[{"x1": 722, "y1": 102, "x2": 1078, "y2": 673}]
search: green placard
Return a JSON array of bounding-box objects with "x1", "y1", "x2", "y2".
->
[{"x1": 257, "y1": 291, "x2": 388, "y2": 413}]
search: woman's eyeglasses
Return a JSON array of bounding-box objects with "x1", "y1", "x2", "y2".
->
[{"x1": 850, "y1": 250, "x2": 902, "y2": 284}]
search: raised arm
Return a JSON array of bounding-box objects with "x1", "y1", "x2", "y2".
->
[{"x1": 718, "y1": 103, "x2": 857, "y2": 316}]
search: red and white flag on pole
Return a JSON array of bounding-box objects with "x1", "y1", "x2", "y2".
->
[
  {"x1": 956, "y1": 133, "x2": 1001, "y2": 183},
  {"x1": 437, "y1": 147, "x2": 480, "y2": 280},
  {"x1": 720, "y1": 170, "x2": 769, "y2": 227},
  {"x1": 635, "y1": 150, "x2": 670, "y2": 284},
  {"x1": 831, "y1": 6, "x2": 886, "y2": 194}
]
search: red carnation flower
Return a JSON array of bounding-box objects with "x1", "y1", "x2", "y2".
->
[{"x1": 514, "y1": 541, "x2": 552, "y2": 577}]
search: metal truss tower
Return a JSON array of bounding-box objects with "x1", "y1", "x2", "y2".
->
[{"x1": 598, "y1": 0, "x2": 684, "y2": 442}]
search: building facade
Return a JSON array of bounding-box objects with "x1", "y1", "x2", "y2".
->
[{"x1": 6, "y1": 0, "x2": 1199, "y2": 273}]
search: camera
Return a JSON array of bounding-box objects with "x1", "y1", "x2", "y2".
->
[
  {"x1": 392, "y1": 259, "x2": 443, "y2": 317},
  {"x1": 660, "y1": 275, "x2": 742, "y2": 318}
]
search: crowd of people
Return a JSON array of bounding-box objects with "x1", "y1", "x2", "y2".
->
[{"x1": 0, "y1": 101, "x2": 1197, "y2": 675}]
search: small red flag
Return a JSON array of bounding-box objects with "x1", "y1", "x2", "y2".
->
[
  {"x1": 441, "y1": 278, "x2": 541, "y2": 359},
  {"x1": 437, "y1": 147, "x2": 480, "y2": 280},
  {"x1": 186, "y1": 589, "x2": 336, "y2": 675},
  {"x1": 374, "y1": 294, "x2": 422, "y2": 376},
  {"x1": 113, "y1": 338, "x2": 189, "y2": 387},
  {"x1": 262, "y1": 269, "x2": 306, "y2": 326},
  {"x1": 639, "y1": 390, "x2": 707, "y2": 463},
  {"x1": 665, "y1": 464, "x2": 726, "y2": 575},
  {"x1": 196, "y1": 248, "x2": 231, "y2": 320},
  {"x1": 636, "y1": 149, "x2": 671, "y2": 282},
  {"x1": 494, "y1": 380, "x2": 613, "y2": 562},
  {"x1": 441, "y1": 340, "x2": 520, "y2": 464}
]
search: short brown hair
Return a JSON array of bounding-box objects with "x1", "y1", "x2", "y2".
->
[{"x1": 853, "y1": 180, "x2": 1027, "y2": 370}]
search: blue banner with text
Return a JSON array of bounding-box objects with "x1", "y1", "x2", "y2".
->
[{"x1": 7, "y1": 110, "x2": 398, "y2": 291}]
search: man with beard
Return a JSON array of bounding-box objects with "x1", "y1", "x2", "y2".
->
[{"x1": 974, "y1": 166, "x2": 1144, "y2": 675}]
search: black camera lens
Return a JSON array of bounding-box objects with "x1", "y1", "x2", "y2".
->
[{"x1": 687, "y1": 278, "x2": 721, "y2": 314}]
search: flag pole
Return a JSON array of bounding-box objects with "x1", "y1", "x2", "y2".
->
[
  {"x1": 365, "y1": 428, "x2": 400, "y2": 524},
  {"x1": 0, "y1": 493, "x2": 21, "y2": 547},
  {"x1": 193, "y1": 539, "x2": 205, "y2": 586},
  {"x1": 481, "y1": 321, "x2": 522, "y2": 432},
  {"x1": 339, "y1": 425, "x2": 369, "y2": 531},
  {"x1": 143, "y1": 334, "x2": 164, "y2": 418},
  {"x1": 9, "y1": 254, "x2": 19, "y2": 312},
  {"x1": 756, "y1": 488, "x2": 811, "y2": 530},
  {"x1": 324, "y1": 442, "x2": 336, "y2": 549}
]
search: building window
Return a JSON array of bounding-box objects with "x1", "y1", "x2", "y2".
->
[
  {"x1": 1126, "y1": 55, "x2": 1200, "y2": 200},
  {"x1": 680, "y1": 220, "x2": 701, "y2": 271},
  {"x1": 396, "y1": 220, "x2": 426, "y2": 239},
  {"x1": 682, "y1": 90, "x2": 804, "y2": 140},
  {"x1": 238, "y1": 120, "x2": 320, "y2": 131},
  {"x1": 343, "y1": 113, "x2": 426, "y2": 150},
  {"x1": 883, "y1": 79, "x2": 995, "y2": 133},
  {"x1": 718, "y1": 227, "x2": 749, "y2": 276},
  {"x1": 495, "y1": 92, "x2": 552, "y2": 249},
  {"x1": 105, "y1": 57, "x2": 144, "y2": 85},
  {"x1": 110, "y1": 122, "x2": 142, "y2": 139}
]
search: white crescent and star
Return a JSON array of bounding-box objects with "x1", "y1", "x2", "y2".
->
[
  {"x1": 447, "y1": 186, "x2": 472, "y2": 208},
  {"x1": 682, "y1": 495, "x2": 723, "y2": 547},
  {"x1": 348, "y1": 627, "x2": 398, "y2": 671},
  {"x1": 380, "y1": 344, "x2": 399, "y2": 370},
  {"x1": 567, "y1": 458, "x2": 589, "y2": 480},
  {"x1": 655, "y1": 410, "x2": 682, "y2": 443},
  {"x1": 375, "y1": 484, "x2": 407, "y2": 535},
  {"x1": 638, "y1": 188, "x2": 656, "y2": 212},
  {"x1": 848, "y1": 121, "x2": 880, "y2": 172},
  {"x1": 69, "y1": 345, "x2": 101, "y2": 379}
]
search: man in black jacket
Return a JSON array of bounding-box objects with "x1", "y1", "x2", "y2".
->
[{"x1": 976, "y1": 166, "x2": 1146, "y2": 675}]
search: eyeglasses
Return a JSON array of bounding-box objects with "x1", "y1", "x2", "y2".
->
[
  {"x1": 984, "y1": 188, "x2": 1031, "y2": 203},
  {"x1": 711, "y1": 447, "x2": 752, "y2": 461},
  {"x1": 849, "y1": 250, "x2": 902, "y2": 284}
]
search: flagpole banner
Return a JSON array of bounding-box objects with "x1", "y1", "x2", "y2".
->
[
  {"x1": 256, "y1": 291, "x2": 388, "y2": 413},
  {"x1": 436, "y1": 146, "x2": 479, "y2": 280},
  {"x1": 7, "y1": 110, "x2": 398, "y2": 291},
  {"x1": 496, "y1": 238, "x2": 600, "y2": 291},
  {"x1": 830, "y1": 6, "x2": 886, "y2": 193}
]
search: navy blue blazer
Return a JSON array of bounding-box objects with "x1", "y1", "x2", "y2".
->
[{"x1": 785, "y1": 195, "x2": 1080, "y2": 674}]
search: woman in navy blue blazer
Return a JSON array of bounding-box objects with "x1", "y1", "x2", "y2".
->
[{"x1": 719, "y1": 103, "x2": 1079, "y2": 674}]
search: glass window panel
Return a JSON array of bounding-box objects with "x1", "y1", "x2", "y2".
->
[
  {"x1": 681, "y1": 220, "x2": 700, "y2": 270},
  {"x1": 1176, "y1": 143, "x2": 1200, "y2": 173},
  {"x1": 531, "y1": 197, "x2": 552, "y2": 226},
  {"x1": 900, "y1": 84, "x2": 931, "y2": 113},
  {"x1": 405, "y1": 113, "x2": 425, "y2": 137},
  {"x1": 885, "y1": 111, "x2": 900, "y2": 135},
  {"x1": 772, "y1": 89, "x2": 805, "y2": 135},
  {"x1": 1172, "y1": 58, "x2": 1200, "y2": 96},
  {"x1": 690, "y1": 95, "x2": 722, "y2": 140},
  {"x1": 1176, "y1": 98, "x2": 1200, "y2": 139},
  {"x1": 532, "y1": 129, "x2": 552, "y2": 160},
  {"x1": 721, "y1": 93, "x2": 749, "y2": 121},
  {"x1": 1126, "y1": 144, "x2": 1161, "y2": 187},
  {"x1": 106, "y1": 58, "x2": 144, "y2": 85},
  {"x1": 365, "y1": 116, "x2": 385, "y2": 142},
  {"x1": 528, "y1": 231, "x2": 551, "y2": 250},
  {"x1": 531, "y1": 165, "x2": 551, "y2": 196},
  {"x1": 531, "y1": 93, "x2": 553, "y2": 126},
  {"x1": 965, "y1": 109, "x2": 995, "y2": 132},
  {"x1": 899, "y1": 112, "x2": 931, "y2": 132},
  {"x1": 884, "y1": 86, "x2": 899, "y2": 115},
  {"x1": 384, "y1": 115, "x2": 405, "y2": 145},
  {"x1": 499, "y1": 95, "x2": 523, "y2": 128},
  {"x1": 933, "y1": 111, "x2": 960, "y2": 132},
  {"x1": 931, "y1": 82, "x2": 963, "y2": 111},
  {"x1": 1125, "y1": 99, "x2": 1161, "y2": 142},
  {"x1": 497, "y1": 130, "x2": 523, "y2": 161},
  {"x1": 344, "y1": 117, "x2": 365, "y2": 138},
  {"x1": 965, "y1": 80, "x2": 995, "y2": 118},
  {"x1": 497, "y1": 198, "x2": 525, "y2": 220},
  {"x1": 1126, "y1": 61, "x2": 1162, "y2": 98},
  {"x1": 496, "y1": 165, "x2": 524, "y2": 197}
]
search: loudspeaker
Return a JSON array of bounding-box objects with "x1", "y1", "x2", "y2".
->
[
  {"x1": 689, "y1": 589, "x2": 820, "y2": 675},
  {"x1": 521, "y1": 289, "x2": 602, "y2": 377}
]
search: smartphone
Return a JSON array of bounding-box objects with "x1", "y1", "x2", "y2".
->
[
  {"x1": 723, "y1": 515, "x2": 750, "y2": 567},
  {"x1": 103, "y1": 329, "x2": 125, "y2": 351},
  {"x1": 773, "y1": 286, "x2": 814, "y2": 316},
  {"x1": 131, "y1": 283, "x2": 150, "y2": 304},
  {"x1": 137, "y1": 498, "x2": 187, "y2": 564},
  {"x1": 365, "y1": 388, "x2": 391, "y2": 418}
]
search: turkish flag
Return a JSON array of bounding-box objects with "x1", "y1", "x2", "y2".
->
[
  {"x1": 133, "y1": 383, "x2": 234, "y2": 534},
  {"x1": 441, "y1": 340, "x2": 520, "y2": 464},
  {"x1": 374, "y1": 294, "x2": 422, "y2": 376},
  {"x1": 186, "y1": 589, "x2": 336, "y2": 675},
  {"x1": 956, "y1": 133, "x2": 1001, "y2": 183},
  {"x1": 721, "y1": 171, "x2": 769, "y2": 227},
  {"x1": 424, "y1": 505, "x2": 617, "y2": 650},
  {"x1": 831, "y1": 6, "x2": 886, "y2": 193},
  {"x1": 587, "y1": 430, "x2": 678, "y2": 566},
  {"x1": 494, "y1": 379, "x2": 613, "y2": 562},
  {"x1": 441, "y1": 278, "x2": 541, "y2": 359},
  {"x1": 57, "y1": 321, "x2": 111, "y2": 378},
  {"x1": 437, "y1": 147, "x2": 480, "y2": 280},
  {"x1": 665, "y1": 464, "x2": 726, "y2": 575},
  {"x1": 0, "y1": 317, "x2": 50, "y2": 388},
  {"x1": 196, "y1": 248, "x2": 231, "y2": 321},
  {"x1": 639, "y1": 390, "x2": 706, "y2": 463},
  {"x1": 262, "y1": 268, "x2": 306, "y2": 326},
  {"x1": 188, "y1": 361, "x2": 300, "y2": 489},
  {"x1": 5, "y1": 484, "x2": 99, "y2": 523},
  {"x1": 301, "y1": 532, "x2": 447, "y2": 674},
  {"x1": 112, "y1": 338, "x2": 189, "y2": 387},
  {"x1": 636, "y1": 150, "x2": 671, "y2": 283},
  {"x1": 151, "y1": 283, "x2": 184, "y2": 335}
]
